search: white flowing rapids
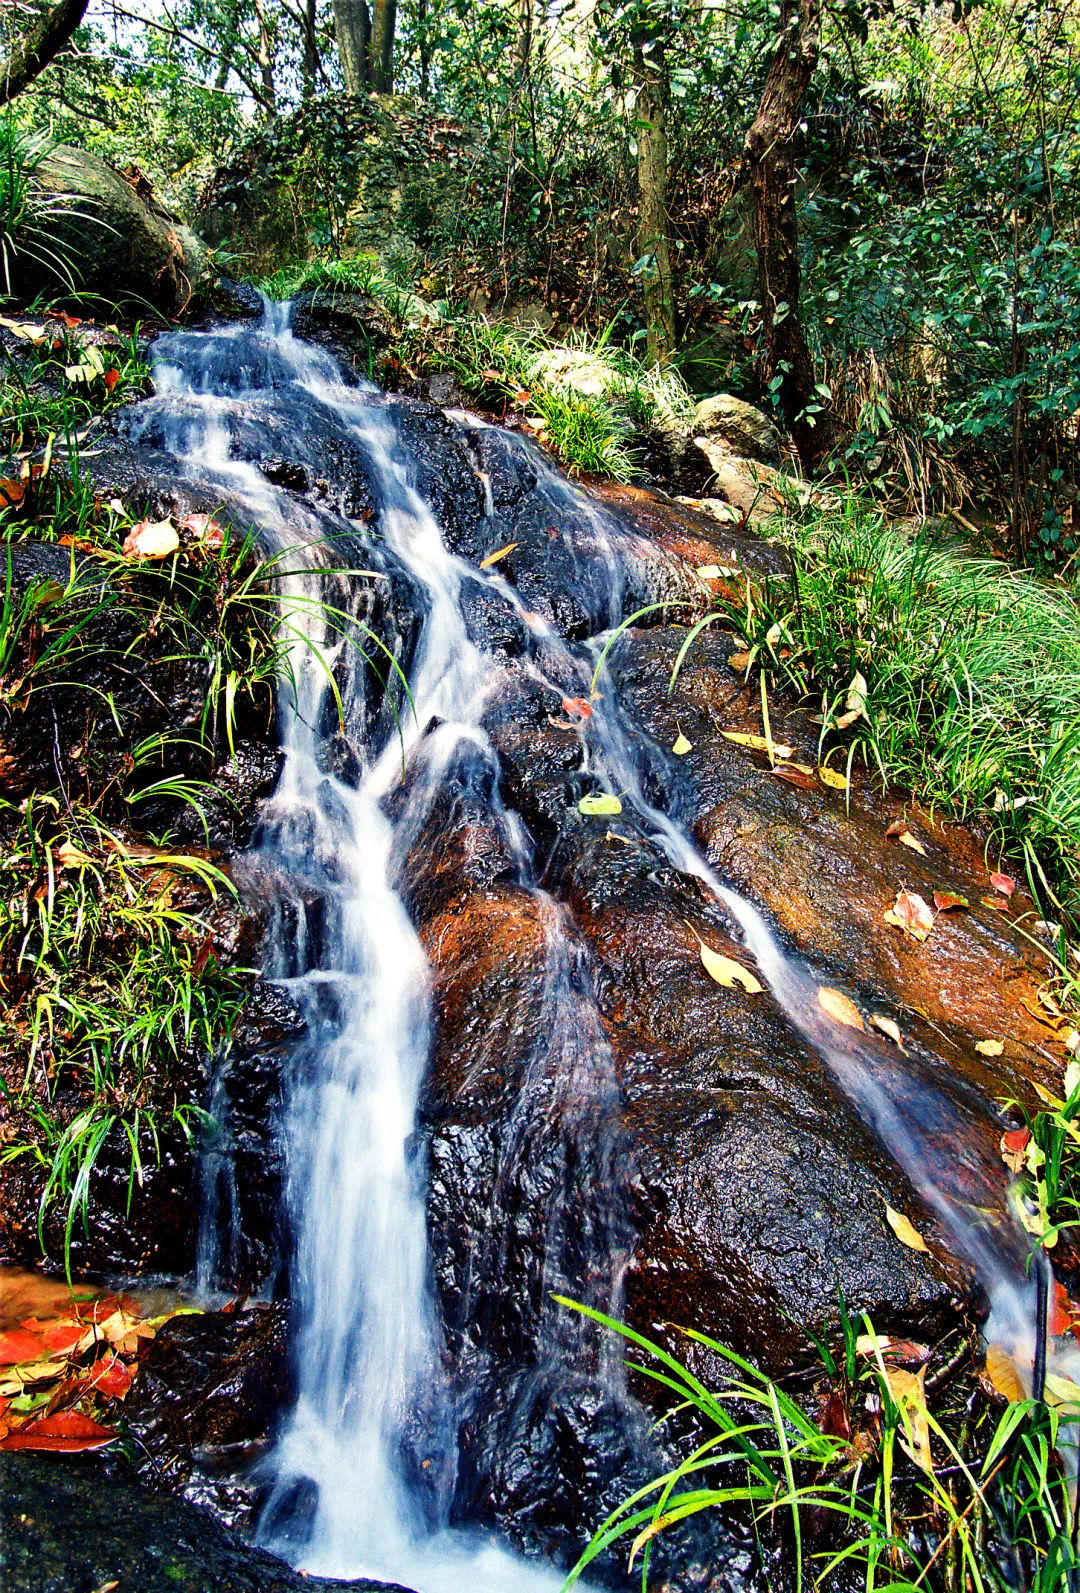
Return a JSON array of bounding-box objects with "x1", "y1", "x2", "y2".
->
[{"x1": 129, "y1": 300, "x2": 1071, "y2": 1590}]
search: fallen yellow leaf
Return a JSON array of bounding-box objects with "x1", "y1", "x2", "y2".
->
[
  {"x1": 870, "y1": 1013, "x2": 904, "y2": 1049},
  {"x1": 975, "y1": 1038, "x2": 1004, "y2": 1057},
  {"x1": 721, "y1": 731, "x2": 794, "y2": 759},
  {"x1": 696, "y1": 938, "x2": 763, "y2": 995},
  {"x1": 983, "y1": 1344, "x2": 1026, "y2": 1403},
  {"x1": 818, "y1": 766, "x2": 848, "y2": 791},
  {"x1": 885, "y1": 1203, "x2": 929, "y2": 1253},
  {"x1": 885, "y1": 1366, "x2": 933, "y2": 1472},
  {"x1": 478, "y1": 542, "x2": 518, "y2": 569},
  {"x1": 672, "y1": 733, "x2": 692, "y2": 755}
]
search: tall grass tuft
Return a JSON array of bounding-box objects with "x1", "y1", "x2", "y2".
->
[{"x1": 722, "y1": 498, "x2": 1080, "y2": 928}]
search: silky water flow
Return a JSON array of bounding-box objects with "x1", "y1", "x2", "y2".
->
[{"x1": 126, "y1": 300, "x2": 1073, "y2": 1590}]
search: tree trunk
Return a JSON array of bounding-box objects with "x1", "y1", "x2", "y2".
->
[
  {"x1": 370, "y1": 0, "x2": 395, "y2": 92},
  {"x1": 0, "y1": 0, "x2": 89, "y2": 107},
  {"x1": 301, "y1": 0, "x2": 320, "y2": 95},
  {"x1": 633, "y1": 41, "x2": 676, "y2": 366},
  {"x1": 252, "y1": 0, "x2": 277, "y2": 113},
  {"x1": 744, "y1": 0, "x2": 824, "y2": 464},
  {"x1": 333, "y1": 0, "x2": 370, "y2": 93},
  {"x1": 214, "y1": 0, "x2": 241, "y2": 90}
]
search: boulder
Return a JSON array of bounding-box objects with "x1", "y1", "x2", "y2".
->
[
  {"x1": 692, "y1": 393, "x2": 780, "y2": 461},
  {"x1": 21, "y1": 145, "x2": 211, "y2": 312}
]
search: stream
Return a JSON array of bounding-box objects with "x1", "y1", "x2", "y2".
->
[{"x1": 125, "y1": 300, "x2": 1062, "y2": 1590}]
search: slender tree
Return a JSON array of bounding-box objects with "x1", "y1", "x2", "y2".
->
[
  {"x1": 632, "y1": 34, "x2": 676, "y2": 365},
  {"x1": 0, "y1": 0, "x2": 89, "y2": 106},
  {"x1": 370, "y1": 0, "x2": 395, "y2": 91},
  {"x1": 744, "y1": 0, "x2": 824, "y2": 462}
]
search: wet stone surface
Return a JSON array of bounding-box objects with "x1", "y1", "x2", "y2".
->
[
  {"x1": 0, "y1": 306, "x2": 1061, "y2": 1589},
  {"x1": 0, "y1": 1454, "x2": 412, "y2": 1593}
]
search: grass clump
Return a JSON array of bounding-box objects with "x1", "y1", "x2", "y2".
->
[
  {"x1": 0, "y1": 119, "x2": 83, "y2": 297},
  {"x1": 560, "y1": 1299, "x2": 1080, "y2": 1592},
  {"x1": 0, "y1": 316, "x2": 150, "y2": 457},
  {"x1": 724, "y1": 498, "x2": 1080, "y2": 929},
  {"x1": 0, "y1": 798, "x2": 247, "y2": 1274}
]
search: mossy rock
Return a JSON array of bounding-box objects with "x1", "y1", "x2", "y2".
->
[{"x1": 20, "y1": 145, "x2": 211, "y2": 312}]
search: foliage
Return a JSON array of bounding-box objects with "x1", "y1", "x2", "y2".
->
[
  {"x1": 716, "y1": 498, "x2": 1080, "y2": 925},
  {"x1": 0, "y1": 799, "x2": 246, "y2": 1275},
  {"x1": 0, "y1": 118, "x2": 81, "y2": 296},
  {"x1": 558, "y1": 1298, "x2": 1080, "y2": 1591}
]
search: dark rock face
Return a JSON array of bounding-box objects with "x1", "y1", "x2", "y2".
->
[
  {"x1": 0, "y1": 1453, "x2": 410, "y2": 1593},
  {"x1": 124, "y1": 1305, "x2": 292, "y2": 1529}
]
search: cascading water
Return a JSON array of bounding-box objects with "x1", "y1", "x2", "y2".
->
[{"x1": 131, "y1": 299, "x2": 1067, "y2": 1590}]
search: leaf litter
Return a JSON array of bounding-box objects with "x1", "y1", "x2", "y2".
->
[{"x1": 0, "y1": 1286, "x2": 195, "y2": 1452}]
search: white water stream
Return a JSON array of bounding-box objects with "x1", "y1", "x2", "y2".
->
[{"x1": 134, "y1": 301, "x2": 1065, "y2": 1590}]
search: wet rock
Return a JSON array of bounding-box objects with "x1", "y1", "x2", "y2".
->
[
  {"x1": 125, "y1": 1304, "x2": 292, "y2": 1530},
  {"x1": 0, "y1": 1118, "x2": 200, "y2": 1275},
  {"x1": 692, "y1": 395, "x2": 781, "y2": 462},
  {"x1": 0, "y1": 1453, "x2": 410, "y2": 1593},
  {"x1": 197, "y1": 978, "x2": 306, "y2": 1292}
]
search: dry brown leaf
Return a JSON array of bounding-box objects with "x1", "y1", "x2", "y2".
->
[
  {"x1": 899, "y1": 831, "x2": 928, "y2": 856},
  {"x1": 817, "y1": 987, "x2": 865, "y2": 1032},
  {"x1": 885, "y1": 1204, "x2": 929, "y2": 1253},
  {"x1": 728, "y1": 649, "x2": 752, "y2": 672}
]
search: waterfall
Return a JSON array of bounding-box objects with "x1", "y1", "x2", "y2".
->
[{"x1": 131, "y1": 300, "x2": 1063, "y2": 1591}]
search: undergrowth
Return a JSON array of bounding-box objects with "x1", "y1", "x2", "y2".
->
[
  {"x1": 256, "y1": 253, "x2": 698, "y2": 483},
  {"x1": 560, "y1": 1299, "x2": 1080, "y2": 1592},
  {"x1": 724, "y1": 498, "x2": 1080, "y2": 938}
]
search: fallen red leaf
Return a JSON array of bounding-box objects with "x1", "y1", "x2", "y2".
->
[
  {"x1": 817, "y1": 1389, "x2": 851, "y2": 1440},
  {"x1": 982, "y1": 896, "x2": 1010, "y2": 913},
  {"x1": 40, "y1": 1323, "x2": 88, "y2": 1356},
  {"x1": 0, "y1": 1409, "x2": 116, "y2": 1452},
  {"x1": 102, "y1": 368, "x2": 120, "y2": 391},
  {"x1": 990, "y1": 872, "x2": 1015, "y2": 896},
  {"x1": 46, "y1": 309, "x2": 81, "y2": 329},
  {"x1": 1050, "y1": 1279, "x2": 1075, "y2": 1337},
  {"x1": 561, "y1": 697, "x2": 593, "y2": 721},
  {"x1": 0, "y1": 1328, "x2": 48, "y2": 1366},
  {"x1": 933, "y1": 891, "x2": 968, "y2": 911},
  {"x1": 771, "y1": 765, "x2": 817, "y2": 789},
  {"x1": 0, "y1": 477, "x2": 25, "y2": 508},
  {"x1": 86, "y1": 1353, "x2": 134, "y2": 1400},
  {"x1": 1002, "y1": 1127, "x2": 1031, "y2": 1155},
  {"x1": 191, "y1": 931, "x2": 215, "y2": 976}
]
